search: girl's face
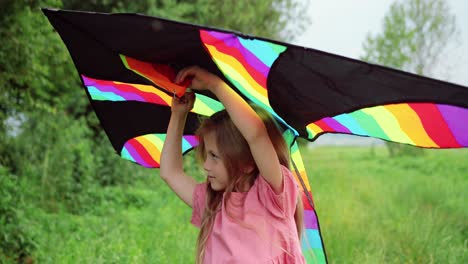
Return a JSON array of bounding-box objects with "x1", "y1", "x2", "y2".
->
[{"x1": 203, "y1": 131, "x2": 229, "y2": 191}]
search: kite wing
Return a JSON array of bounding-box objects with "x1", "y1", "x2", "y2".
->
[{"x1": 42, "y1": 8, "x2": 468, "y2": 264}]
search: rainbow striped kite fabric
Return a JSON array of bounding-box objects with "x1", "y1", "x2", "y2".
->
[
  {"x1": 43, "y1": 8, "x2": 468, "y2": 264},
  {"x1": 306, "y1": 103, "x2": 467, "y2": 148},
  {"x1": 291, "y1": 141, "x2": 326, "y2": 263},
  {"x1": 121, "y1": 134, "x2": 199, "y2": 168},
  {"x1": 200, "y1": 30, "x2": 297, "y2": 135}
]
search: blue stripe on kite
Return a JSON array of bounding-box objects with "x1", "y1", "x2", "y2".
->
[
  {"x1": 181, "y1": 137, "x2": 192, "y2": 151},
  {"x1": 156, "y1": 134, "x2": 190, "y2": 152},
  {"x1": 334, "y1": 113, "x2": 367, "y2": 136},
  {"x1": 121, "y1": 148, "x2": 135, "y2": 162},
  {"x1": 238, "y1": 38, "x2": 283, "y2": 67},
  {"x1": 87, "y1": 87, "x2": 125, "y2": 101},
  {"x1": 302, "y1": 229, "x2": 323, "y2": 249}
]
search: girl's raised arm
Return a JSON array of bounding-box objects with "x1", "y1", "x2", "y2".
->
[
  {"x1": 175, "y1": 67, "x2": 283, "y2": 193},
  {"x1": 160, "y1": 92, "x2": 197, "y2": 207}
]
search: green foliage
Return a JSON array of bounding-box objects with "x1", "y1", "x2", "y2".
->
[
  {"x1": 25, "y1": 177, "x2": 199, "y2": 263},
  {"x1": 0, "y1": 0, "x2": 81, "y2": 112},
  {"x1": 0, "y1": 167, "x2": 36, "y2": 262},
  {"x1": 7, "y1": 108, "x2": 150, "y2": 214}
]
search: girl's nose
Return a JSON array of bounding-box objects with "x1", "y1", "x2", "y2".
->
[{"x1": 203, "y1": 159, "x2": 210, "y2": 171}]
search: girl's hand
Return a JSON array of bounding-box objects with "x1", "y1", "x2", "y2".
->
[
  {"x1": 171, "y1": 91, "x2": 195, "y2": 114},
  {"x1": 175, "y1": 66, "x2": 223, "y2": 93}
]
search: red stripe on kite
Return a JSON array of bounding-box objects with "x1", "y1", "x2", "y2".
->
[
  {"x1": 129, "y1": 140, "x2": 159, "y2": 168},
  {"x1": 200, "y1": 31, "x2": 267, "y2": 88},
  {"x1": 409, "y1": 103, "x2": 461, "y2": 147}
]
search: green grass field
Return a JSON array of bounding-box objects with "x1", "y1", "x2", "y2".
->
[
  {"x1": 22, "y1": 146, "x2": 467, "y2": 263},
  {"x1": 306, "y1": 147, "x2": 467, "y2": 263}
]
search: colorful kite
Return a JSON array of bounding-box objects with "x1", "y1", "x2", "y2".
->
[{"x1": 42, "y1": 8, "x2": 468, "y2": 264}]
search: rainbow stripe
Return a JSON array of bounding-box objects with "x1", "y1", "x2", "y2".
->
[
  {"x1": 82, "y1": 75, "x2": 224, "y2": 116},
  {"x1": 290, "y1": 141, "x2": 312, "y2": 192},
  {"x1": 307, "y1": 103, "x2": 468, "y2": 148},
  {"x1": 121, "y1": 134, "x2": 199, "y2": 168},
  {"x1": 283, "y1": 129, "x2": 312, "y2": 192},
  {"x1": 83, "y1": 75, "x2": 172, "y2": 105},
  {"x1": 200, "y1": 30, "x2": 297, "y2": 135},
  {"x1": 290, "y1": 140, "x2": 326, "y2": 264}
]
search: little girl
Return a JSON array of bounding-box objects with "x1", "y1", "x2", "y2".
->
[{"x1": 160, "y1": 66, "x2": 305, "y2": 263}]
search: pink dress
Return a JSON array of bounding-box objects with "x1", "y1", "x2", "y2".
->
[{"x1": 191, "y1": 166, "x2": 306, "y2": 264}]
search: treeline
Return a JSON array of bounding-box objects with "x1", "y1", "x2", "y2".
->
[{"x1": 0, "y1": 0, "x2": 308, "y2": 261}]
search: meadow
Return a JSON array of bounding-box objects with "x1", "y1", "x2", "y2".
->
[{"x1": 17, "y1": 146, "x2": 468, "y2": 263}]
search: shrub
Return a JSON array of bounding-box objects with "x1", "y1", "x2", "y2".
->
[{"x1": 0, "y1": 167, "x2": 36, "y2": 262}]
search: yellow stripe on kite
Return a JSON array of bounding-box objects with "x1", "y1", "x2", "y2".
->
[
  {"x1": 192, "y1": 96, "x2": 217, "y2": 116},
  {"x1": 306, "y1": 123, "x2": 324, "y2": 139},
  {"x1": 214, "y1": 58, "x2": 270, "y2": 107},
  {"x1": 362, "y1": 106, "x2": 414, "y2": 145},
  {"x1": 145, "y1": 134, "x2": 165, "y2": 151},
  {"x1": 137, "y1": 135, "x2": 161, "y2": 162},
  {"x1": 291, "y1": 153, "x2": 311, "y2": 191},
  {"x1": 384, "y1": 104, "x2": 439, "y2": 147},
  {"x1": 205, "y1": 45, "x2": 268, "y2": 100},
  {"x1": 114, "y1": 82, "x2": 173, "y2": 105}
]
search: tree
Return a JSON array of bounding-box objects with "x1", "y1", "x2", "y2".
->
[{"x1": 360, "y1": 0, "x2": 458, "y2": 156}]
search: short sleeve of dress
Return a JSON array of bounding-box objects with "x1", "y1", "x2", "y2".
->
[
  {"x1": 191, "y1": 183, "x2": 207, "y2": 228},
  {"x1": 257, "y1": 165, "x2": 299, "y2": 218}
]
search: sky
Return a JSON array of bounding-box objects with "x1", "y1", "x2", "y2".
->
[{"x1": 293, "y1": 0, "x2": 468, "y2": 87}]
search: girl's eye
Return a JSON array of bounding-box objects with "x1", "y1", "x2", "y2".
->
[{"x1": 209, "y1": 152, "x2": 219, "y2": 160}]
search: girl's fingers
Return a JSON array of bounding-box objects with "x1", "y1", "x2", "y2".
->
[
  {"x1": 174, "y1": 70, "x2": 184, "y2": 84},
  {"x1": 175, "y1": 66, "x2": 201, "y2": 84},
  {"x1": 175, "y1": 66, "x2": 193, "y2": 84},
  {"x1": 174, "y1": 91, "x2": 195, "y2": 106}
]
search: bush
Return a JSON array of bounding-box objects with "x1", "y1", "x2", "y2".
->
[
  {"x1": 7, "y1": 107, "x2": 151, "y2": 214},
  {"x1": 0, "y1": 167, "x2": 36, "y2": 262}
]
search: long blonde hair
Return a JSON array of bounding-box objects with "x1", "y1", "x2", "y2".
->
[{"x1": 194, "y1": 108, "x2": 304, "y2": 263}]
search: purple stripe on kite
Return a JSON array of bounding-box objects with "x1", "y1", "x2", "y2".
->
[
  {"x1": 322, "y1": 117, "x2": 352, "y2": 133},
  {"x1": 91, "y1": 84, "x2": 146, "y2": 101},
  {"x1": 124, "y1": 143, "x2": 152, "y2": 168},
  {"x1": 304, "y1": 209, "x2": 318, "y2": 229},
  {"x1": 82, "y1": 76, "x2": 95, "y2": 86},
  {"x1": 206, "y1": 31, "x2": 232, "y2": 42},
  {"x1": 206, "y1": 31, "x2": 269, "y2": 77},
  {"x1": 184, "y1": 135, "x2": 199, "y2": 147},
  {"x1": 437, "y1": 104, "x2": 468, "y2": 146}
]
